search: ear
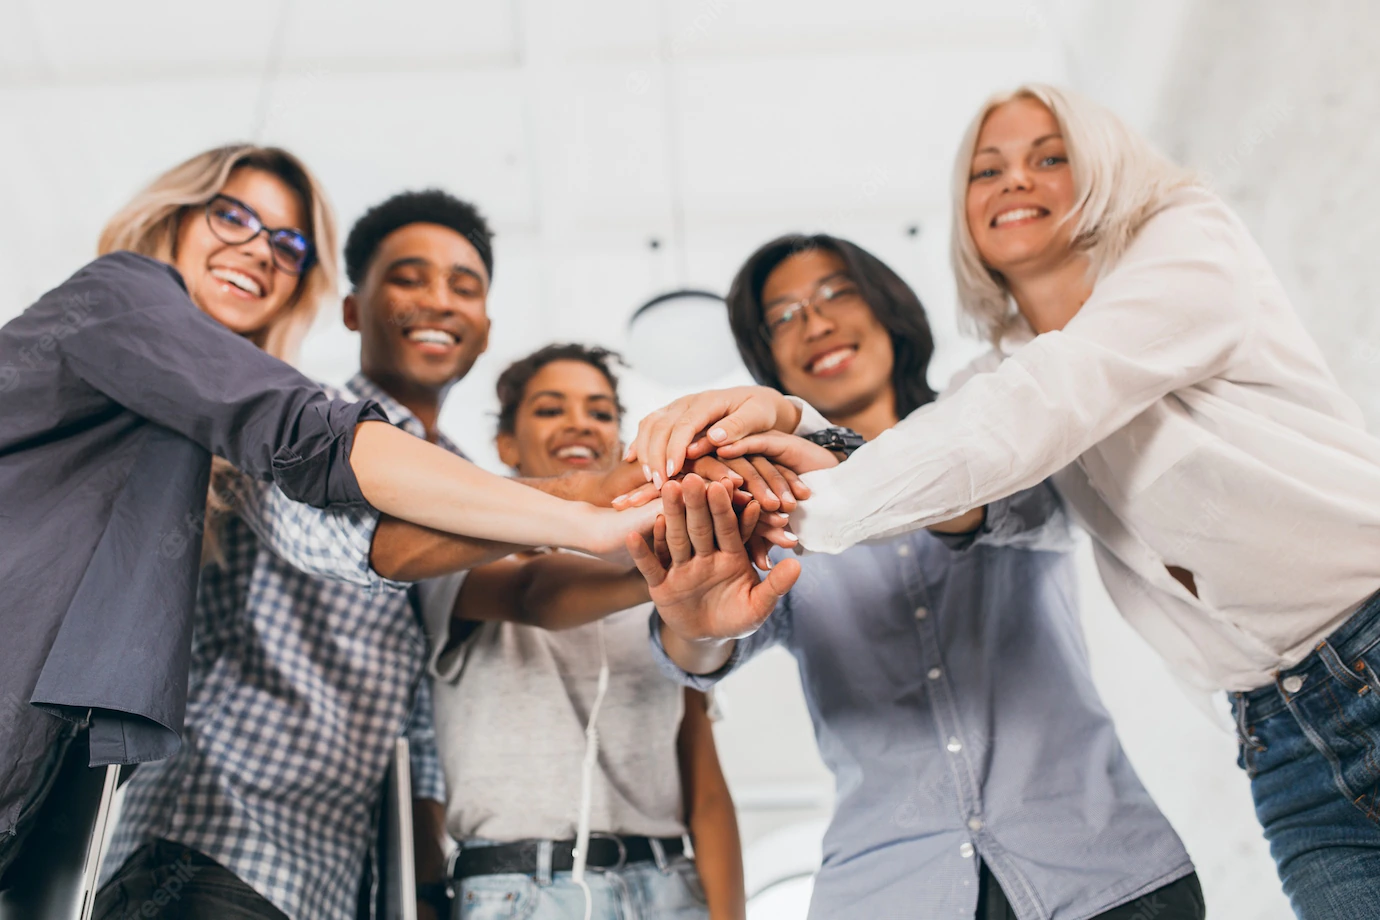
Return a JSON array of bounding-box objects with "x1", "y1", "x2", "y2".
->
[
  {"x1": 475, "y1": 314, "x2": 492, "y2": 356},
  {"x1": 496, "y1": 431, "x2": 520, "y2": 471},
  {"x1": 342, "y1": 293, "x2": 360, "y2": 332}
]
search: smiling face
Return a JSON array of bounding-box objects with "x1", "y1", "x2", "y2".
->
[
  {"x1": 497, "y1": 359, "x2": 621, "y2": 478},
  {"x1": 763, "y1": 249, "x2": 895, "y2": 422},
  {"x1": 173, "y1": 167, "x2": 307, "y2": 335},
  {"x1": 344, "y1": 222, "x2": 491, "y2": 393},
  {"x1": 964, "y1": 97, "x2": 1080, "y2": 279}
]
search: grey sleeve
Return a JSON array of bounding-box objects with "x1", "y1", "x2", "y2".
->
[
  {"x1": 646, "y1": 592, "x2": 790, "y2": 691},
  {"x1": 930, "y1": 480, "x2": 1075, "y2": 553},
  {"x1": 54, "y1": 252, "x2": 386, "y2": 508}
]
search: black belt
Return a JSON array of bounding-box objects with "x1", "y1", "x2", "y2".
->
[{"x1": 451, "y1": 835, "x2": 685, "y2": 880}]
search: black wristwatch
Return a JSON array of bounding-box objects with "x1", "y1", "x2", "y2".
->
[
  {"x1": 416, "y1": 881, "x2": 453, "y2": 916},
  {"x1": 803, "y1": 426, "x2": 865, "y2": 460}
]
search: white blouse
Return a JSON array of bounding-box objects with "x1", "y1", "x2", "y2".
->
[{"x1": 790, "y1": 187, "x2": 1380, "y2": 693}]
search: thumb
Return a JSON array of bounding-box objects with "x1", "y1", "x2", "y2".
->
[{"x1": 747, "y1": 556, "x2": 800, "y2": 618}]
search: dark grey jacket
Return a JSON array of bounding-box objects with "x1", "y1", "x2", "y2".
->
[{"x1": 0, "y1": 251, "x2": 385, "y2": 844}]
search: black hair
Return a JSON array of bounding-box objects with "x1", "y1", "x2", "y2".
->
[
  {"x1": 344, "y1": 188, "x2": 494, "y2": 287},
  {"x1": 724, "y1": 233, "x2": 937, "y2": 418},
  {"x1": 496, "y1": 343, "x2": 626, "y2": 436}
]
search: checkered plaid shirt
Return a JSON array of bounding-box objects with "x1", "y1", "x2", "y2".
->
[{"x1": 104, "y1": 373, "x2": 450, "y2": 920}]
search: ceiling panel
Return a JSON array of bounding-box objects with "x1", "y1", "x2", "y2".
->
[
  {"x1": 15, "y1": 1, "x2": 279, "y2": 83},
  {"x1": 256, "y1": 69, "x2": 535, "y2": 231}
]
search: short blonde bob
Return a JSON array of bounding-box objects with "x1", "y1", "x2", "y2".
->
[
  {"x1": 98, "y1": 143, "x2": 338, "y2": 364},
  {"x1": 950, "y1": 83, "x2": 1198, "y2": 345}
]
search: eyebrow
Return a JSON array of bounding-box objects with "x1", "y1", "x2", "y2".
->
[
  {"x1": 383, "y1": 257, "x2": 487, "y2": 283},
  {"x1": 763, "y1": 271, "x2": 849, "y2": 308},
  {"x1": 976, "y1": 133, "x2": 1063, "y2": 156},
  {"x1": 527, "y1": 391, "x2": 616, "y2": 403}
]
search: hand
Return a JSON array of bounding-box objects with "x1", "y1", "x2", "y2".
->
[
  {"x1": 578, "y1": 499, "x2": 664, "y2": 565},
  {"x1": 625, "y1": 386, "x2": 801, "y2": 488},
  {"x1": 612, "y1": 452, "x2": 812, "y2": 514},
  {"x1": 627, "y1": 475, "x2": 800, "y2": 642},
  {"x1": 711, "y1": 430, "x2": 840, "y2": 475}
]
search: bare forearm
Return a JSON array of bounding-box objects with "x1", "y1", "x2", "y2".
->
[
  {"x1": 926, "y1": 506, "x2": 986, "y2": 535},
  {"x1": 371, "y1": 516, "x2": 523, "y2": 582},
  {"x1": 412, "y1": 797, "x2": 448, "y2": 883},
  {"x1": 680, "y1": 689, "x2": 746, "y2": 920},
  {"x1": 660, "y1": 618, "x2": 736, "y2": 675},
  {"x1": 520, "y1": 558, "x2": 650, "y2": 630},
  {"x1": 350, "y1": 421, "x2": 611, "y2": 552}
]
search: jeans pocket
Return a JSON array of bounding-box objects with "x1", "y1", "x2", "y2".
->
[
  {"x1": 456, "y1": 875, "x2": 537, "y2": 920},
  {"x1": 1304, "y1": 645, "x2": 1380, "y2": 825}
]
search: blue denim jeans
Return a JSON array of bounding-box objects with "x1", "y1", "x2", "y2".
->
[
  {"x1": 92, "y1": 839, "x2": 286, "y2": 919},
  {"x1": 451, "y1": 853, "x2": 708, "y2": 920},
  {"x1": 1232, "y1": 589, "x2": 1380, "y2": 919}
]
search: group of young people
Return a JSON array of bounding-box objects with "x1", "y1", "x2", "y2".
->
[{"x1": 0, "y1": 81, "x2": 1376, "y2": 920}]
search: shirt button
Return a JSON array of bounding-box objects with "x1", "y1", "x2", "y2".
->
[
  {"x1": 914, "y1": 606, "x2": 928, "y2": 620},
  {"x1": 928, "y1": 667, "x2": 942, "y2": 680},
  {"x1": 947, "y1": 736, "x2": 963, "y2": 753},
  {"x1": 1282, "y1": 675, "x2": 1304, "y2": 694},
  {"x1": 968, "y1": 817, "x2": 983, "y2": 832},
  {"x1": 897, "y1": 544, "x2": 911, "y2": 557},
  {"x1": 959, "y1": 843, "x2": 975, "y2": 859}
]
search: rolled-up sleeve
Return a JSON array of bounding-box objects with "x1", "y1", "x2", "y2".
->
[
  {"x1": 790, "y1": 194, "x2": 1255, "y2": 553},
  {"x1": 56, "y1": 251, "x2": 386, "y2": 509},
  {"x1": 404, "y1": 679, "x2": 446, "y2": 804}
]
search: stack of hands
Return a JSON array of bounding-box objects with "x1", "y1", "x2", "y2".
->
[{"x1": 584, "y1": 385, "x2": 842, "y2": 655}]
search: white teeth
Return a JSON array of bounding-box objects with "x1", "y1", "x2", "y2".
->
[
  {"x1": 406, "y1": 329, "x2": 457, "y2": 345},
  {"x1": 809, "y1": 347, "x2": 855, "y2": 374},
  {"x1": 556, "y1": 445, "x2": 596, "y2": 460},
  {"x1": 210, "y1": 268, "x2": 263, "y2": 296},
  {"x1": 994, "y1": 207, "x2": 1043, "y2": 226}
]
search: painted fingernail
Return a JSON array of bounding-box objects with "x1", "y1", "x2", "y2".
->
[
  {"x1": 781, "y1": 489, "x2": 794, "y2": 503},
  {"x1": 613, "y1": 493, "x2": 629, "y2": 505},
  {"x1": 709, "y1": 427, "x2": 727, "y2": 441},
  {"x1": 666, "y1": 459, "x2": 676, "y2": 478},
  {"x1": 623, "y1": 446, "x2": 634, "y2": 461},
  {"x1": 783, "y1": 530, "x2": 798, "y2": 541},
  {"x1": 653, "y1": 472, "x2": 664, "y2": 488},
  {"x1": 642, "y1": 464, "x2": 652, "y2": 482}
]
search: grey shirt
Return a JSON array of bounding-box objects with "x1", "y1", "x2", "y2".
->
[
  {"x1": 0, "y1": 252, "x2": 383, "y2": 844},
  {"x1": 420, "y1": 574, "x2": 687, "y2": 844},
  {"x1": 651, "y1": 484, "x2": 1194, "y2": 920}
]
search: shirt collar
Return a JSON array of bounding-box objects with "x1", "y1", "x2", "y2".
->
[{"x1": 345, "y1": 371, "x2": 462, "y2": 456}]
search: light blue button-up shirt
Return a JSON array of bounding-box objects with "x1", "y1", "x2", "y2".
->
[{"x1": 651, "y1": 483, "x2": 1193, "y2": 919}]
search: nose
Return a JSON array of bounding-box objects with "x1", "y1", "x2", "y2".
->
[
  {"x1": 1001, "y1": 162, "x2": 1032, "y2": 193},
  {"x1": 801, "y1": 302, "x2": 837, "y2": 341},
  {"x1": 235, "y1": 229, "x2": 275, "y2": 270}
]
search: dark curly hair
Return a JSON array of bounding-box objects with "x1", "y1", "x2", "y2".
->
[
  {"x1": 344, "y1": 188, "x2": 493, "y2": 287},
  {"x1": 496, "y1": 343, "x2": 627, "y2": 436},
  {"x1": 725, "y1": 233, "x2": 937, "y2": 418}
]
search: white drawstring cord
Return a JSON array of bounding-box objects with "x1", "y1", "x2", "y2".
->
[{"x1": 571, "y1": 620, "x2": 610, "y2": 920}]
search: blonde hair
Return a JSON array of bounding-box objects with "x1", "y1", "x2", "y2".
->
[
  {"x1": 950, "y1": 83, "x2": 1199, "y2": 345},
  {"x1": 99, "y1": 144, "x2": 339, "y2": 560}
]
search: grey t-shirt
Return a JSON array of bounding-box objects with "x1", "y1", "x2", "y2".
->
[{"x1": 420, "y1": 571, "x2": 687, "y2": 843}]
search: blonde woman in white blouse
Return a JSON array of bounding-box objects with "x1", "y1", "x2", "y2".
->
[{"x1": 622, "y1": 84, "x2": 1380, "y2": 918}]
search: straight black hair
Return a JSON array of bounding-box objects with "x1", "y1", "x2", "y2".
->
[{"x1": 724, "y1": 234, "x2": 937, "y2": 418}]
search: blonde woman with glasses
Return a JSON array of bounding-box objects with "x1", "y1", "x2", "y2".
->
[
  {"x1": 0, "y1": 144, "x2": 659, "y2": 914},
  {"x1": 623, "y1": 85, "x2": 1380, "y2": 918}
]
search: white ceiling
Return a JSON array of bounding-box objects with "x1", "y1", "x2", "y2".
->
[{"x1": 0, "y1": 0, "x2": 1182, "y2": 467}]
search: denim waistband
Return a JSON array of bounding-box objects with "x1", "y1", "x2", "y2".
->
[{"x1": 1232, "y1": 587, "x2": 1380, "y2": 723}]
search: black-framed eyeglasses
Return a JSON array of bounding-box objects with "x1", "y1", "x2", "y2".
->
[
  {"x1": 761, "y1": 276, "x2": 862, "y2": 340},
  {"x1": 204, "y1": 194, "x2": 314, "y2": 275}
]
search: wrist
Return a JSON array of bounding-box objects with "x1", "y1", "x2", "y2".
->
[{"x1": 772, "y1": 391, "x2": 802, "y2": 433}]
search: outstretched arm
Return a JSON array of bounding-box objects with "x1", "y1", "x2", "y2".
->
[
  {"x1": 678, "y1": 688, "x2": 746, "y2": 920},
  {"x1": 453, "y1": 551, "x2": 651, "y2": 632}
]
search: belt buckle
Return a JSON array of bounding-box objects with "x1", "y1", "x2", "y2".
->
[{"x1": 586, "y1": 832, "x2": 627, "y2": 871}]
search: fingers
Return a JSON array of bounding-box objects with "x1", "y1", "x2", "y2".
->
[
  {"x1": 681, "y1": 475, "x2": 717, "y2": 557},
  {"x1": 706, "y1": 480, "x2": 748, "y2": 557},
  {"x1": 745, "y1": 535, "x2": 773, "y2": 571},
  {"x1": 738, "y1": 500, "x2": 761, "y2": 546},
  {"x1": 661, "y1": 479, "x2": 693, "y2": 565},
  {"x1": 780, "y1": 466, "x2": 811, "y2": 500},
  {"x1": 716, "y1": 431, "x2": 839, "y2": 474},
  {"x1": 611, "y1": 481, "x2": 660, "y2": 510},
  {"x1": 724, "y1": 457, "x2": 780, "y2": 512},
  {"x1": 626, "y1": 530, "x2": 667, "y2": 588},
  {"x1": 653, "y1": 514, "x2": 671, "y2": 568},
  {"x1": 750, "y1": 455, "x2": 793, "y2": 511}
]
